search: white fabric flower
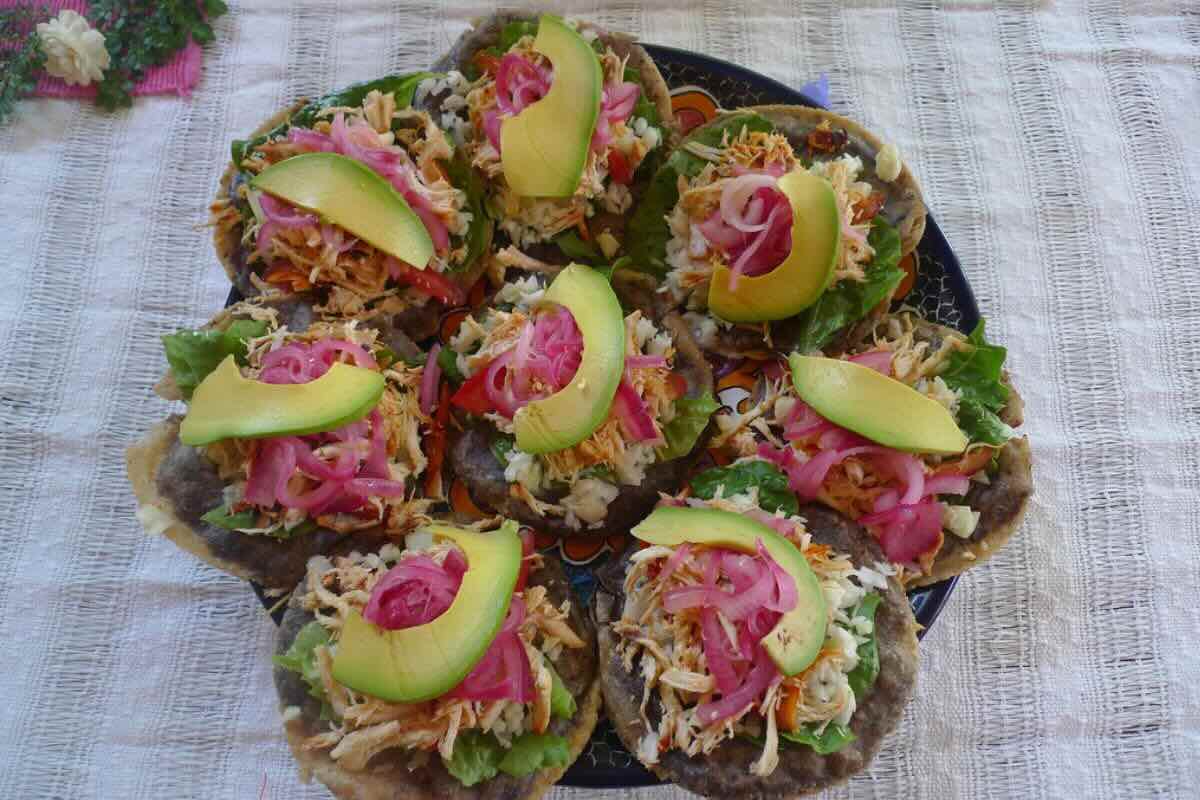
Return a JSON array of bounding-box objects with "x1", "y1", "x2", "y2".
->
[{"x1": 37, "y1": 10, "x2": 110, "y2": 87}]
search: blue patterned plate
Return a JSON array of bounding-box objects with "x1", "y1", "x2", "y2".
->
[{"x1": 246, "y1": 42, "x2": 972, "y2": 792}]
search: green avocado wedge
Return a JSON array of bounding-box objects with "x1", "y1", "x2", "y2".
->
[
  {"x1": 178, "y1": 356, "x2": 384, "y2": 446},
  {"x1": 332, "y1": 521, "x2": 523, "y2": 703},
  {"x1": 500, "y1": 15, "x2": 602, "y2": 197},
  {"x1": 789, "y1": 353, "x2": 968, "y2": 455},
  {"x1": 251, "y1": 152, "x2": 434, "y2": 269},
  {"x1": 708, "y1": 169, "x2": 841, "y2": 323},
  {"x1": 513, "y1": 264, "x2": 625, "y2": 454},
  {"x1": 631, "y1": 505, "x2": 827, "y2": 677}
]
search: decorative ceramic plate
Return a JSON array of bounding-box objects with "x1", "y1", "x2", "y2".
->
[{"x1": 245, "y1": 43, "x2": 974, "y2": 790}]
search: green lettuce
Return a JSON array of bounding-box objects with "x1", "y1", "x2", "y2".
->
[
  {"x1": 779, "y1": 722, "x2": 856, "y2": 754},
  {"x1": 438, "y1": 346, "x2": 465, "y2": 384},
  {"x1": 548, "y1": 664, "x2": 577, "y2": 720},
  {"x1": 846, "y1": 592, "x2": 882, "y2": 700},
  {"x1": 657, "y1": 392, "x2": 720, "y2": 461},
  {"x1": 272, "y1": 621, "x2": 335, "y2": 719},
  {"x1": 499, "y1": 20, "x2": 539, "y2": 51},
  {"x1": 554, "y1": 230, "x2": 602, "y2": 264},
  {"x1": 498, "y1": 732, "x2": 571, "y2": 777},
  {"x1": 792, "y1": 217, "x2": 904, "y2": 354},
  {"x1": 626, "y1": 112, "x2": 776, "y2": 276},
  {"x1": 162, "y1": 319, "x2": 268, "y2": 400},
  {"x1": 445, "y1": 730, "x2": 571, "y2": 787},
  {"x1": 941, "y1": 321, "x2": 1014, "y2": 446},
  {"x1": 445, "y1": 147, "x2": 492, "y2": 273},
  {"x1": 490, "y1": 435, "x2": 515, "y2": 467},
  {"x1": 200, "y1": 506, "x2": 256, "y2": 530},
  {"x1": 690, "y1": 460, "x2": 799, "y2": 516},
  {"x1": 231, "y1": 72, "x2": 435, "y2": 165}
]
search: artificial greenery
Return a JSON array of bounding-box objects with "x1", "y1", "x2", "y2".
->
[
  {"x1": 0, "y1": 6, "x2": 47, "y2": 126},
  {"x1": 88, "y1": 0, "x2": 228, "y2": 110}
]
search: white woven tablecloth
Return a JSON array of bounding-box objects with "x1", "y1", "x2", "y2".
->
[{"x1": 1, "y1": 1, "x2": 1197, "y2": 797}]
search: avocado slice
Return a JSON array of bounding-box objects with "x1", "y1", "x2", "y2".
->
[
  {"x1": 332, "y1": 521, "x2": 523, "y2": 702},
  {"x1": 708, "y1": 169, "x2": 841, "y2": 322},
  {"x1": 500, "y1": 15, "x2": 603, "y2": 197},
  {"x1": 251, "y1": 152, "x2": 434, "y2": 269},
  {"x1": 513, "y1": 263, "x2": 625, "y2": 454},
  {"x1": 179, "y1": 355, "x2": 384, "y2": 446},
  {"x1": 631, "y1": 505, "x2": 827, "y2": 677},
  {"x1": 789, "y1": 353, "x2": 968, "y2": 455}
]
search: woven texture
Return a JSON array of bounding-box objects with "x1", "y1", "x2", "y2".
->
[{"x1": 1, "y1": 1, "x2": 1197, "y2": 797}]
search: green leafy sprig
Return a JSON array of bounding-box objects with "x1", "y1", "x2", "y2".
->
[
  {"x1": 0, "y1": 6, "x2": 47, "y2": 126},
  {"x1": 87, "y1": 0, "x2": 228, "y2": 110}
]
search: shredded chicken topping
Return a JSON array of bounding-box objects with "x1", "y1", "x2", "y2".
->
[
  {"x1": 293, "y1": 540, "x2": 584, "y2": 771},
  {"x1": 211, "y1": 90, "x2": 473, "y2": 316},
  {"x1": 209, "y1": 314, "x2": 433, "y2": 536},
  {"x1": 662, "y1": 126, "x2": 884, "y2": 310},
  {"x1": 612, "y1": 495, "x2": 889, "y2": 776},
  {"x1": 448, "y1": 278, "x2": 681, "y2": 528}
]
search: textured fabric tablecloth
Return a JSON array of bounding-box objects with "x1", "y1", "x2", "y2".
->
[{"x1": 2, "y1": 1, "x2": 1197, "y2": 797}]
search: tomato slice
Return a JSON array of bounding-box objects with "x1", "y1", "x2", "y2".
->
[
  {"x1": 607, "y1": 150, "x2": 634, "y2": 185},
  {"x1": 514, "y1": 528, "x2": 536, "y2": 593},
  {"x1": 473, "y1": 51, "x2": 501, "y2": 77},
  {"x1": 450, "y1": 367, "x2": 492, "y2": 415},
  {"x1": 392, "y1": 261, "x2": 466, "y2": 306}
]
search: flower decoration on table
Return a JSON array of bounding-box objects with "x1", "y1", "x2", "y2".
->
[
  {"x1": 37, "y1": 8, "x2": 107, "y2": 86},
  {"x1": 0, "y1": 0, "x2": 227, "y2": 126}
]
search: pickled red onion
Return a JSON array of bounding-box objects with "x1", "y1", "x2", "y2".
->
[
  {"x1": 695, "y1": 644, "x2": 781, "y2": 726},
  {"x1": 447, "y1": 597, "x2": 534, "y2": 703},
  {"x1": 848, "y1": 350, "x2": 893, "y2": 374},
  {"x1": 612, "y1": 378, "x2": 661, "y2": 443},
  {"x1": 420, "y1": 344, "x2": 442, "y2": 415},
  {"x1": 364, "y1": 549, "x2": 469, "y2": 630}
]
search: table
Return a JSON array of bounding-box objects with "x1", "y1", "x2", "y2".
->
[{"x1": 1, "y1": 1, "x2": 1196, "y2": 797}]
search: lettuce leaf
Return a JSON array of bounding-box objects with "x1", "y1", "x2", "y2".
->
[
  {"x1": 690, "y1": 460, "x2": 799, "y2": 516},
  {"x1": 941, "y1": 321, "x2": 1014, "y2": 446},
  {"x1": 554, "y1": 230, "x2": 602, "y2": 264},
  {"x1": 498, "y1": 732, "x2": 571, "y2": 777},
  {"x1": 626, "y1": 112, "x2": 775, "y2": 276},
  {"x1": 956, "y1": 400, "x2": 1015, "y2": 447},
  {"x1": 499, "y1": 20, "x2": 538, "y2": 52},
  {"x1": 846, "y1": 592, "x2": 882, "y2": 700},
  {"x1": 779, "y1": 722, "x2": 856, "y2": 754},
  {"x1": 445, "y1": 731, "x2": 503, "y2": 787},
  {"x1": 548, "y1": 664, "x2": 577, "y2": 720},
  {"x1": 657, "y1": 392, "x2": 720, "y2": 461},
  {"x1": 444, "y1": 730, "x2": 571, "y2": 786},
  {"x1": 200, "y1": 506, "x2": 256, "y2": 530},
  {"x1": 792, "y1": 217, "x2": 904, "y2": 354},
  {"x1": 271, "y1": 621, "x2": 335, "y2": 719},
  {"x1": 438, "y1": 346, "x2": 465, "y2": 384},
  {"x1": 162, "y1": 319, "x2": 268, "y2": 400},
  {"x1": 445, "y1": 147, "x2": 491, "y2": 273}
]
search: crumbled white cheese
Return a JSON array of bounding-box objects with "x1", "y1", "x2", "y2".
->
[
  {"x1": 561, "y1": 478, "x2": 620, "y2": 527},
  {"x1": 504, "y1": 449, "x2": 544, "y2": 492},
  {"x1": 494, "y1": 275, "x2": 545, "y2": 310},
  {"x1": 876, "y1": 142, "x2": 902, "y2": 182},
  {"x1": 943, "y1": 504, "x2": 981, "y2": 539}
]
